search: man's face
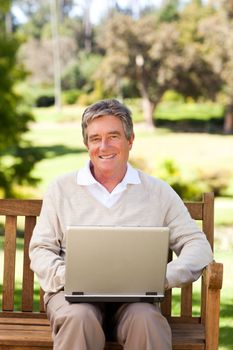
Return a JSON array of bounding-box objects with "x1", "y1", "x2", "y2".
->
[{"x1": 86, "y1": 115, "x2": 134, "y2": 181}]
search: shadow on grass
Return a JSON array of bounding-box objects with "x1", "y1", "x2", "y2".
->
[
  {"x1": 34, "y1": 144, "x2": 87, "y2": 159},
  {"x1": 156, "y1": 117, "x2": 225, "y2": 134}
]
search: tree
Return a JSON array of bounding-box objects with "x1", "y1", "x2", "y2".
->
[
  {"x1": 199, "y1": 0, "x2": 233, "y2": 133},
  {"x1": 16, "y1": 0, "x2": 95, "y2": 91},
  {"x1": 0, "y1": 0, "x2": 42, "y2": 197},
  {"x1": 96, "y1": 11, "x2": 221, "y2": 127}
]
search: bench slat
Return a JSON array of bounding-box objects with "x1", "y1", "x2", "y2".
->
[
  {"x1": 181, "y1": 284, "x2": 193, "y2": 317},
  {"x1": 22, "y1": 216, "x2": 36, "y2": 312},
  {"x1": 2, "y1": 216, "x2": 17, "y2": 311},
  {"x1": 0, "y1": 318, "x2": 50, "y2": 326},
  {"x1": 161, "y1": 289, "x2": 172, "y2": 316},
  {"x1": 0, "y1": 330, "x2": 52, "y2": 346},
  {"x1": 40, "y1": 288, "x2": 45, "y2": 313}
]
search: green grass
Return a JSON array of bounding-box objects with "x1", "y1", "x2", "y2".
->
[
  {"x1": 21, "y1": 105, "x2": 233, "y2": 226},
  {"x1": 31, "y1": 99, "x2": 224, "y2": 125},
  {"x1": 215, "y1": 251, "x2": 233, "y2": 350},
  {"x1": 23, "y1": 114, "x2": 233, "y2": 202},
  {"x1": 215, "y1": 197, "x2": 233, "y2": 226},
  {"x1": 32, "y1": 105, "x2": 86, "y2": 123}
]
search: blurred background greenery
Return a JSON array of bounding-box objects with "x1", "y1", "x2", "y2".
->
[{"x1": 0, "y1": 0, "x2": 233, "y2": 349}]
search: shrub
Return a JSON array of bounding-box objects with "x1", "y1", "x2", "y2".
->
[
  {"x1": 36, "y1": 95, "x2": 55, "y2": 107},
  {"x1": 161, "y1": 90, "x2": 185, "y2": 103},
  {"x1": 77, "y1": 81, "x2": 106, "y2": 106},
  {"x1": 155, "y1": 159, "x2": 204, "y2": 200},
  {"x1": 62, "y1": 90, "x2": 82, "y2": 105},
  {"x1": 197, "y1": 169, "x2": 231, "y2": 196}
]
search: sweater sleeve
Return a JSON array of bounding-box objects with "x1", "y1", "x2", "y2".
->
[
  {"x1": 29, "y1": 182, "x2": 65, "y2": 293},
  {"x1": 161, "y1": 185, "x2": 213, "y2": 289}
]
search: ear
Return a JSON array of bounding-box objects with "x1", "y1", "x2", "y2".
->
[{"x1": 128, "y1": 133, "x2": 135, "y2": 150}]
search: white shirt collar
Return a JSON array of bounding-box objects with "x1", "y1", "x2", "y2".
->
[{"x1": 77, "y1": 161, "x2": 141, "y2": 187}]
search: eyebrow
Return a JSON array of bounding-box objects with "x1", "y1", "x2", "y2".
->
[{"x1": 88, "y1": 130, "x2": 121, "y2": 140}]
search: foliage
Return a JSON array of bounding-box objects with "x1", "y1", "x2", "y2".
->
[
  {"x1": 35, "y1": 95, "x2": 55, "y2": 107},
  {"x1": 61, "y1": 52, "x2": 103, "y2": 91},
  {"x1": 16, "y1": 1, "x2": 50, "y2": 39},
  {"x1": 0, "y1": 2, "x2": 42, "y2": 197},
  {"x1": 158, "y1": 0, "x2": 179, "y2": 23},
  {"x1": 0, "y1": 0, "x2": 11, "y2": 31},
  {"x1": 154, "y1": 159, "x2": 231, "y2": 200},
  {"x1": 62, "y1": 89, "x2": 82, "y2": 105},
  {"x1": 198, "y1": 2, "x2": 233, "y2": 132},
  {"x1": 12, "y1": 0, "x2": 233, "y2": 134},
  {"x1": 155, "y1": 159, "x2": 204, "y2": 200},
  {"x1": 77, "y1": 80, "x2": 107, "y2": 106},
  {"x1": 161, "y1": 90, "x2": 185, "y2": 103},
  {"x1": 96, "y1": 10, "x2": 221, "y2": 126},
  {"x1": 197, "y1": 169, "x2": 231, "y2": 197},
  {"x1": 155, "y1": 101, "x2": 224, "y2": 121},
  {"x1": 19, "y1": 36, "x2": 77, "y2": 85}
]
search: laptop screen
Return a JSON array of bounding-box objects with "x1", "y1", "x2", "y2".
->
[{"x1": 65, "y1": 226, "x2": 169, "y2": 302}]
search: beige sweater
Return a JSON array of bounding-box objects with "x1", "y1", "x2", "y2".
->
[{"x1": 29, "y1": 170, "x2": 213, "y2": 295}]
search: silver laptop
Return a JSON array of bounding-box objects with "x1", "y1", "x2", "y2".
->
[{"x1": 65, "y1": 226, "x2": 169, "y2": 303}]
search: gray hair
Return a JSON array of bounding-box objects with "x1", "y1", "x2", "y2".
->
[{"x1": 81, "y1": 99, "x2": 134, "y2": 145}]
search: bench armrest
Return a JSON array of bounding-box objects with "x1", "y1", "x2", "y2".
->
[
  {"x1": 202, "y1": 261, "x2": 223, "y2": 350},
  {"x1": 203, "y1": 261, "x2": 223, "y2": 290}
]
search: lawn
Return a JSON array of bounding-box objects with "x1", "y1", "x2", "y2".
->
[{"x1": 24, "y1": 108, "x2": 233, "y2": 198}]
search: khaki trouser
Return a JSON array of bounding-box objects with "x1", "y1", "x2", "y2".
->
[{"x1": 46, "y1": 291, "x2": 172, "y2": 350}]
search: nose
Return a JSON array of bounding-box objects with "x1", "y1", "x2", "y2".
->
[{"x1": 99, "y1": 138, "x2": 109, "y2": 150}]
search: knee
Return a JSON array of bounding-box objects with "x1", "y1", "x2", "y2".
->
[
  {"x1": 126, "y1": 303, "x2": 159, "y2": 323},
  {"x1": 56, "y1": 303, "x2": 101, "y2": 329},
  {"x1": 123, "y1": 302, "x2": 169, "y2": 333}
]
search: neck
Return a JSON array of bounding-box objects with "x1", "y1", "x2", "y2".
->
[{"x1": 90, "y1": 164, "x2": 127, "y2": 193}]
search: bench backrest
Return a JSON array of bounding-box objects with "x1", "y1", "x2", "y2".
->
[{"x1": 0, "y1": 193, "x2": 214, "y2": 322}]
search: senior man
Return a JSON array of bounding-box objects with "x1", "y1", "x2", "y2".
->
[{"x1": 29, "y1": 99, "x2": 212, "y2": 350}]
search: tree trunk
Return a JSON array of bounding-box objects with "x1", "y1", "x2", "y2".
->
[
  {"x1": 50, "y1": 0, "x2": 62, "y2": 112},
  {"x1": 141, "y1": 97, "x2": 156, "y2": 128},
  {"x1": 5, "y1": 12, "x2": 12, "y2": 34},
  {"x1": 135, "y1": 55, "x2": 156, "y2": 128},
  {"x1": 223, "y1": 103, "x2": 233, "y2": 134},
  {"x1": 84, "y1": 0, "x2": 92, "y2": 53}
]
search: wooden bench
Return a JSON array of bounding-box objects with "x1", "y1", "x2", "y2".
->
[{"x1": 0, "y1": 193, "x2": 223, "y2": 349}]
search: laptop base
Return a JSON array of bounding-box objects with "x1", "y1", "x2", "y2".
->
[{"x1": 65, "y1": 295, "x2": 164, "y2": 303}]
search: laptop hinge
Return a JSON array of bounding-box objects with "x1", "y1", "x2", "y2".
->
[
  {"x1": 146, "y1": 292, "x2": 158, "y2": 296},
  {"x1": 72, "y1": 292, "x2": 84, "y2": 295}
]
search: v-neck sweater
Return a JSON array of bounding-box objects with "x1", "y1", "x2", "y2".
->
[{"x1": 29, "y1": 169, "x2": 213, "y2": 296}]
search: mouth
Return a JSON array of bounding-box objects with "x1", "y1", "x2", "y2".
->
[{"x1": 99, "y1": 154, "x2": 115, "y2": 160}]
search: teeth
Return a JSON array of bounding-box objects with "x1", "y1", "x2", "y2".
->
[{"x1": 100, "y1": 154, "x2": 114, "y2": 159}]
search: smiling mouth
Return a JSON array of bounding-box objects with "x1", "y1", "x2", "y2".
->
[{"x1": 99, "y1": 154, "x2": 115, "y2": 159}]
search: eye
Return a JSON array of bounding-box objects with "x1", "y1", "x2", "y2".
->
[
  {"x1": 110, "y1": 134, "x2": 119, "y2": 140},
  {"x1": 89, "y1": 137, "x2": 101, "y2": 143}
]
